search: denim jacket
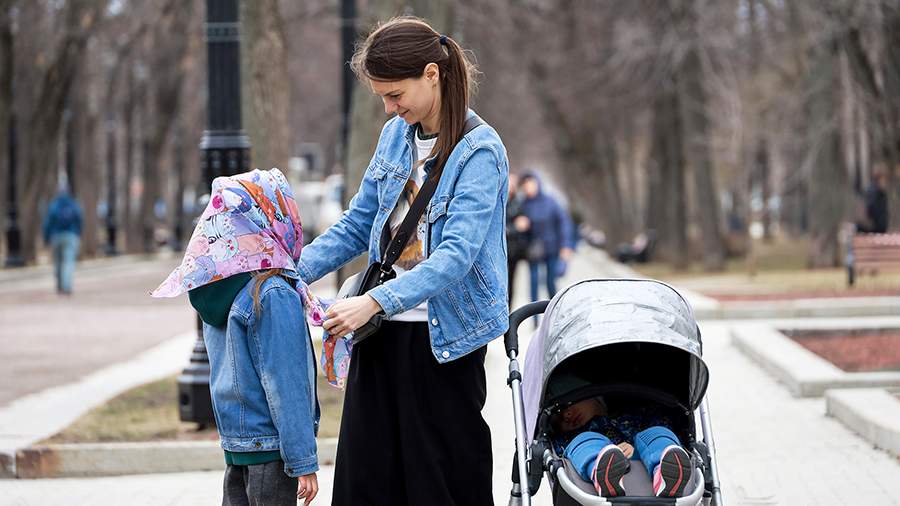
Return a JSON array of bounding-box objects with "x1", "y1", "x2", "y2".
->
[
  {"x1": 298, "y1": 111, "x2": 510, "y2": 362},
  {"x1": 202, "y1": 275, "x2": 320, "y2": 477}
]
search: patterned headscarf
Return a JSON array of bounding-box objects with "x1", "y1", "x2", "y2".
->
[
  {"x1": 152, "y1": 168, "x2": 310, "y2": 295},
  {"x1": 151, "y1": 170, "x2": 350, "y2": 381}
]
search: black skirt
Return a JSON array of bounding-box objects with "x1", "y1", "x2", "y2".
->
[{"x1": 332, "y1": 320, "x2": 493, "y2": 506}]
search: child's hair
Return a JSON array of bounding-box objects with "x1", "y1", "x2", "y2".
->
[
  {"x1": 350, "y1": 15, "x2": 479, "y2": 172},
  {"x1": 252, "y1": 268, "x2": 285, "y2": 315}
]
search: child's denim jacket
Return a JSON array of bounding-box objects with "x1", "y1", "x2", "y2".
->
[
  {"x1": 203, "y1": 275, "x2": 320, "y2": 477},
  {"x1": 298, "y1": 110, "x2": 510, "y2": 362}
]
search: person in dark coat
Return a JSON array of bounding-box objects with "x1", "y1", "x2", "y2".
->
[
  {"x1": 519, "y1": 172, "x2": 575, "y2": 303},
  {"x1": 506, "y1": 173, "x2": 529, "y2": 304},
  {"x1": 856, "y1": 168, "x2": 889, "y2": 234},
  {"x1": 42, "y1": 187, "x2": 83, "y2": 295}
]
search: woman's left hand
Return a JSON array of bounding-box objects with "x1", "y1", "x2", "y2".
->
[{"x1": 323, "y1": 294, "x2": 383, "y2": 338}]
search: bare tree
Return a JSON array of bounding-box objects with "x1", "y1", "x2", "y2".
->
[
  {"x1": 242, "y1": 0, "x2": 290, "y2": 172},
  {"x1": 18, "y1": 0, "x2": 108, "y2": 264}
]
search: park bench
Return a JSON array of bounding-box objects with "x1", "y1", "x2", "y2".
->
[{"x1": 846, "y1": 232, "x2": 900, "y2": 286}]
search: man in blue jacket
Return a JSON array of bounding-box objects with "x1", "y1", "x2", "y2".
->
[
  {"x1": 42, "y1": 188, "x2": 83, "y2": 294},
  {"x1": 519, "y1": 172, "x2": 575, "y2": 303}
]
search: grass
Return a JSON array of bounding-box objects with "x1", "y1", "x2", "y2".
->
[
  {"x1": 40, "y1": 373, "x2": 344, "y2": 444},
  {"x1": 634, "y1": 236, "x2": 900, "y2": 297}
]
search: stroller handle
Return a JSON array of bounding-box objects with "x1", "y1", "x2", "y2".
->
[{"x1": 505, "y1": 300, "x2": 550, "y2": 356}]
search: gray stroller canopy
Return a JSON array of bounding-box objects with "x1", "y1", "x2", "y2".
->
[{"x1": 522, "y1": 279, "x2": 710, "y2": 439}]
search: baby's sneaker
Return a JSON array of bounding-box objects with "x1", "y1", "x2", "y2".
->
[
  {"x1": 652, "y1": 445, "x2": 692, "y2": 497},
  {"x1": 592, "y1": 444, "x2": 630, "y2": 497}
]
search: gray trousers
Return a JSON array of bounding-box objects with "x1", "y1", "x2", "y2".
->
[{"x1": 223, "y1": 460, "x2": 296, "y2": 506}]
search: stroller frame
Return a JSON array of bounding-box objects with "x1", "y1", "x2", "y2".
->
[{"x1": 504, "y1": 280, "x2": 725, "y2": 506}]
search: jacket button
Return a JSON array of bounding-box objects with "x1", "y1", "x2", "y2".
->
[
  {"x1": 441, "y1": 351, "x2": 450, "y2": 359},
  {"x1": 254, "y1": 442, "x2": 262, "y2": 448},
  {"x1": 431, "y1": 318, "x2": 439, "y2": 326}
]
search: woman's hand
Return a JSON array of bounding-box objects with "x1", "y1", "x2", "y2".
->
[
  {"x1": 323, "y1": 294, "x2": 383, "y2": 338},
  {"x1": 297, "y1": 472, "x2": 318, "y2": 505},
  {"x1": 559, "y1": 247, "x2": 574, "y2": 262}
]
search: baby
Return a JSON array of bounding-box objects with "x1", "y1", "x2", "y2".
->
[{"x1": 552, "y1": 396, "x2": 693, "y2": 498}]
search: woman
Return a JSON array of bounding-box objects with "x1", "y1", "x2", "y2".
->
[
  {"x1": 297, "y1": 16, "x2": 509, "y2": 506},
  {"x1": 519, "y1": 172, "x2": 575, "y2": 303}
]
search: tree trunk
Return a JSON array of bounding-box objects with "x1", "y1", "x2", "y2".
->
[
  {"x1": 123, "y1": 67, "x2": 138, "y2": 253},
  {"x1": 806, "y1": 34, "x2": 847, "y2": 268},
  {"x1": 0, "y1": 5, "x2": 11, "y2": 249},
  {"x1": 648, "y1": 85, "x2": 689, "y2": 269},
  {"x1": 241, "y1": 0, "x2": 290, "y2": 172},
  {"x1": 678, "y1": 38, "x2": 726, "y2": 270},
  {"x1": 137, "y1": 0, "x2": 193, "y2": 253}
]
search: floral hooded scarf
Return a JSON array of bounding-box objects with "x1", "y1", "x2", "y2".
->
[{"x1": 151, "y1": 169, "x2": 351, "y2": 388}]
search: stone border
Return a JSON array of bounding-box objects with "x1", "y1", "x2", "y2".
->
[
  {"x1": 731, "y1": 323, "x2": 900, "y2": 397},
  {"x1": 695, "y1": 296, "x2": 900, "y2": 320},
  {"x1": 826, "y1": 388, "x2": 900, "y2": 458},
  {"x1": 11, "y1": 438, "x2": 338, "y2": 479}
]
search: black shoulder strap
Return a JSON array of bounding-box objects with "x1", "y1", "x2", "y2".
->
[{"x1": 379, "y1": 116, "x2": 485, "y2": 270}]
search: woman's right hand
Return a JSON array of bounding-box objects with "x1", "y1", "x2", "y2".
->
[{"x1": 297, "y1": 472, "x2": 319, "y2": 505}]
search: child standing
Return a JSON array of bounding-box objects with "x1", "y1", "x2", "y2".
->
[{"x1": 153, "y1": 169, "x2": 324, "y2": 505}]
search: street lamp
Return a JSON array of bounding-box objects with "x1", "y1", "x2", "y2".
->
[
  {"x1": 178, "y1": 0, "x2": 251, "y2": 427},
  {"x1": 104, "y1": 114, "x2": 118, "y2": 256}
]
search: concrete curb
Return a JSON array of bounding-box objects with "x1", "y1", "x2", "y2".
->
[
  {"x1": 731, "y1": 323, "x2": 900, "y2": 397},
  {"x1": 12, "y1": 438, "x2": 339, "y2": 479},
  {"x1": 826, "y1": 388, "x2": 900, "y2": 458},
  {"x1": 697, "y1": 296, "x2": 900, "y2": 320},
  {"x1": 578, "y1": 248, "x2": 900, "y2": 320}
]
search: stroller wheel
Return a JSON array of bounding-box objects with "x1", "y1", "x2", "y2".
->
[{"x1": 592, "y1": 445, "x2": 630, "y2": 498}]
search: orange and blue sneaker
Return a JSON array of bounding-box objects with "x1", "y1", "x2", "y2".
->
[
  {"x1": 652, "y1": 445, "x2": 692, "y2": 497},
  {"x1": 592, "y1": 444, "x2": 630, "y2": 497}
]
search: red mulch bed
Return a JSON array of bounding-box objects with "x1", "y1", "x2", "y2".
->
[
  {"x1": 708, "y1": 290, "x2": 900, "y2": 302},
  {"x1": 788, "y1": 330, "x2": 900, "y2": 372}
]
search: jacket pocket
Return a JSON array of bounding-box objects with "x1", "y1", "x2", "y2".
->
[{"x1": 471, "y1": 260, "x2": 498, "y2": 307}]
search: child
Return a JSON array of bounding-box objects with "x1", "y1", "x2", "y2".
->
[
  {"x1": 153, "y1": 169, "x2": 325, "y2": 506},
  {"x1": 551, "y1": 391, "x2": 693, "y2": 498}
]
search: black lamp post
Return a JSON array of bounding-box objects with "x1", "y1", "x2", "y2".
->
[
  {"x1": 177, "y1": 0, "x2": 251, "y2": 426},
  {"x1": 104, "y1": 114, "x2": 118, "y2": 256},
  {"x1": 4, "y1": 111, "x2": 23, "y2": 268}
]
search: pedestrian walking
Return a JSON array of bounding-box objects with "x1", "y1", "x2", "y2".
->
[
  {"x1": 152, "y1": 169, "x2": 325, "y2": 506},
  {"x1": 506, "y1": 172, "x2": 530, "y2": 304},
  {"x1": 298, "y1": 16, "x2": 509, "y2": 506},
  {"x1": 519, "y1": 172, "x2": 574, "y2": 302},
  {"x1": 42, "y1": 186, "x2": 83, "y2": 295},
  {"x1": 855, "y1": 166, "x2": 889, "y2": 234}
]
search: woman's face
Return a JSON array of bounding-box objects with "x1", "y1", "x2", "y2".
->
[{"x1": 370, "y1": 63, "x2": 441, "y2": 131}]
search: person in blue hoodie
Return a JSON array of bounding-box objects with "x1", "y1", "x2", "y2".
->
[
  {"x1": 42, "y1": 187, "x2": 83, "y2": 295},
  {"x1": 519, "y1": 172, "x2": 575, "y2": 303}
]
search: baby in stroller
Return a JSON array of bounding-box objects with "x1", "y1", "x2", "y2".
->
[{"x1": 549, "y1": 373, "x2": 693, "y2": 499}]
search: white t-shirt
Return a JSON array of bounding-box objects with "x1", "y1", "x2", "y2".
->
[{"x1": 386, "y1": 126, "x2": 437, "y2": 321}]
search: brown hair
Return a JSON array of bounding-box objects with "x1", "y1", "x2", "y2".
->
[
  {"x1": 350, "y1": 16, "x2": 478, "y2": 172},
  {"x1": 251, "y1": 269, "x2": 285, "y2": 316}
]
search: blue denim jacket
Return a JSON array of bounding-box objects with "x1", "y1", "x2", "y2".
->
[
  {"x1": 202, "y1": 275, "x2": 320, "y2": 477},
  {"x1": 298, "y1": 111, "x2": 510, "y2": 362}
]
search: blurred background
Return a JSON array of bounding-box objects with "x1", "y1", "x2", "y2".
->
[{"x1": 2, "y1": 0, "x2": 899, "y2": 271}]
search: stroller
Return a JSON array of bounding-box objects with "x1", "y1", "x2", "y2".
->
[{"x1": 504, "y1": 279, "x2": 724, "y2": 506}]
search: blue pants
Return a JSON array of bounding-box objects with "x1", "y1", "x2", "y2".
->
[
  {"x1": 51, "y1": 232, "x2": 80, "y2": 294},
  {"x1": 564, "y1": 426, "x2": 682, "y2": 483},
  {"x1": 529, "y1": 255, "x2": 560, "y2": 303}
]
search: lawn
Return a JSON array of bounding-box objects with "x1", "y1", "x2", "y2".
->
[
  {"x1": 40, "y1": 372, "x2": 344, "y2": 444},
  {"x1": 634, "y1": 236, "x2": 900, "y2": 298}
]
